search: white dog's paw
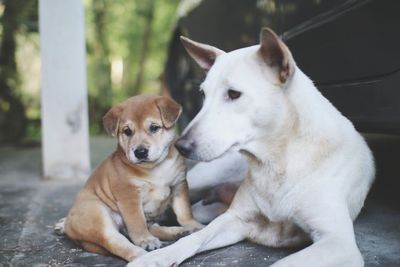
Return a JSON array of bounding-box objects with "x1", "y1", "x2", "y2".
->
[
  {"x1": 136, "y1": 235, "x2": 162, "y2": 251},
  {"x1": 127, "y1": 252, "x2": 177, "y2": 267}
]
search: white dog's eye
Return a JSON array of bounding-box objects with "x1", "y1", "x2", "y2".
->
[
  {"x1": 149, "y1": 124, "x2": 161, "y2": 133},
  {"x1": 227, "y1": 89, "x2": 242, "y2": 100}
]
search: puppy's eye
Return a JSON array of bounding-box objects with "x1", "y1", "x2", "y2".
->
[
  {"x1": 227, "y1": 89, "x2": 242, "y2": 100},
  {"x1": 149, "y1": 124, "x2": 161, "y2": 133},
  {"x1": 123, "y1": 127, "x2": 132, "y2": 136}
]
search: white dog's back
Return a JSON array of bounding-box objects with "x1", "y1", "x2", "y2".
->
[{"x1": 285, "y1": 68, "x2": 375, "y2": 220}]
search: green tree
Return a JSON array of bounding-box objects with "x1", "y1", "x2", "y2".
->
[
  {"x1": 88, "y1": 0, "x2": 112, "y2": 132},
  {"x1": 131, "y1": 0, "x2": 154, "y2": 95},
  {"x1": 86, "y1": 0, "x2": 180, "y2": 133},
  {"x1": 0, "y1": 0, "x2": 37, "y2": 143}
]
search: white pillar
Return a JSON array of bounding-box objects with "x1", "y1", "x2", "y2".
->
[{"x1": 39, "y1": 0, "x2": 90, "y2": 180}]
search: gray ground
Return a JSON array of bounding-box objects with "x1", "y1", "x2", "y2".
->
[{"x1": 0, "y1": 135, "x2": 399, "y2": 267}]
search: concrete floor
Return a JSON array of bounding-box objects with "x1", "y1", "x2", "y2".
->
[{"x1": 0, "y1": 135, "x2": 399, "y2": 267}]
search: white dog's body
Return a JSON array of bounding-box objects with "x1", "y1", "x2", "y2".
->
[
  {"x1": 129, "y1": 28, "x2": 374, "y2": 267},
  {"x1": 187, "y1": 152, "x2": 247, "y2": 223}
]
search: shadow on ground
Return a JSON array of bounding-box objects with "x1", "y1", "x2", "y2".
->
[{"x1": 0, "y1": 135, "x2": 399, "y2": 266}]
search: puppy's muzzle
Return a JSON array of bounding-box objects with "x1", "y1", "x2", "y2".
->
[
  {"x1": 175, "y1": 136, "x2": 195, "y2": 158},
  {"x1": 134, "y1": 146, "x2": 148, "y2": 160}
]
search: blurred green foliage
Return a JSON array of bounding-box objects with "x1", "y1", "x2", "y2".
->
[{"x1": 0, "y1": 0, "x2": 180, "y2": 143}]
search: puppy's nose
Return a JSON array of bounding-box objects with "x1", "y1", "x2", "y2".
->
[
  {"x1": 134, "y1": 147, "x2": 148, "y2": 160},
  {"x1": 175, "y1": 137, "x2": 195, "y2": 158}
]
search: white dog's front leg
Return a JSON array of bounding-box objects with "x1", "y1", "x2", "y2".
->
[
  {"x1": 127, "y1": 210, "x2": 247, "y2": 267},
  {"x1": 272, "y1": 204, "x2": 364, "y2": 267},
  {"x1": 271, "y1": 235, "x2": 363, "y2": 267}
]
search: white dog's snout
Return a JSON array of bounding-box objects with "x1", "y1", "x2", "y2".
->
[{"x1": 175, "y1": 137, "x2": 195, "y2": 158}]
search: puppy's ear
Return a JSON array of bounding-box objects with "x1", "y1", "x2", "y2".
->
[
  {"x1": 180, "y1": 36, "x2": 225, "y2": 72},
  {"x1": 258, "y1": 27, "x2": 294, "y2": 84},
  {"x1": 102, "y1": 105, "x2": 123, "y2": 137},
  {"x1": 155, "y1": 97, "x2": 182, "y2": 129}
]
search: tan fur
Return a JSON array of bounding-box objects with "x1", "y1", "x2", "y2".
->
[{"x1": 62, "y1": 95, "x2": 203, "y2": 262}]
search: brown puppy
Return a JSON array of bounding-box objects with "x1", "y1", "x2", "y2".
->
[{"x1": 55, "y1": 95, "x2": 203, "y2": 261}]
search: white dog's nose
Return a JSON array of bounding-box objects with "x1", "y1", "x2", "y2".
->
[{"x1": 175, "y1": 137, "x2": 195, "y2": 158}]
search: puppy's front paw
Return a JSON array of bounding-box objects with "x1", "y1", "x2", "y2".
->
[
  {"x1": 174, "y1": 230, "x2": 191, "y2": 240},
  {"x1": 183, "y1": 221, "x2": 205, "y2": 233},
  {"x1": 136, "y1": 235, "x2": 162, "y2": 251},
  {"x1": 174, "y1": 222, "x2": 204, "y2": 240}
]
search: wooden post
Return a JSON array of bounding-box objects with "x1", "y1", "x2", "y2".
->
[{"x1": 39, "y1": 0, "x2": 90, "y2": 180}]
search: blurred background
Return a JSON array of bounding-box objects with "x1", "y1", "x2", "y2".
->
[
  {"x1": 0, "y1": 0, "x2": 180, "y2": 144},
  {"x1": 0, "y1": 0, "x2": 399, "y2": 266},
  {"x1": 0, "y1": 0, "x2": 399, "y2": 217},
  {"x1": 2, "y1": 0, "x2": 400, "y2": 144}
]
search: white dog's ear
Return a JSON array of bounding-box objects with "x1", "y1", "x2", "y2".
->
[
  {"x1": 180, "y1": 36, "x2": 225, "y2": 72},
  {"x1": 258, "y1": 27, "x2": 294, "y2": 84}
]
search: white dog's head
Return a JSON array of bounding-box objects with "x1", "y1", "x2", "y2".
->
[{"x1": 175, "y1": 28, "x2": 296, "y2": 161}]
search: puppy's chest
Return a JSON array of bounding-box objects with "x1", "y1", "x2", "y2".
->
[
  {"x1": 138, "y1": 160, "x2": 184, "y2": 221},
  {"x1": 141, "y1": 183, "x2": 172, "y2": 221}
]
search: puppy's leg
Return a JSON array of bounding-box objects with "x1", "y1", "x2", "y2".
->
[
  {"x1": 272, "y1": 202, "x2": 363, "y2": 267},
  {"x1": 98, "y1": 227, "x2": 147, "y2": 261},
  {"x1": 172, "y1": 181, "x2": 204, "y2": 231},
  {"x1": 65, "y1": 203, "x2": 146, "y2": 261},
  {"x1": 117, "y1": 188, "x2": 162, "y2": 251},
  {"x1": 149, "y1": 224, "x2": 187, "y2": 241},
  {"x1": 128, "y1": 210, "x2": 248, "y2": 267},
  {"x1": 80, "y1": 241, "x2": 110, "y2": 256}
]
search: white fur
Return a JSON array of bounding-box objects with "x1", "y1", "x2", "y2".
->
[
  {"x1": 128, "y1": 39, "x2": 374, "y2": 267},
  {"x1": 129, "y1": 154, "x2": 185, "y2": 222},
  {"x1": 187, "y1": 152, "x2": 247, "y2": 223}
]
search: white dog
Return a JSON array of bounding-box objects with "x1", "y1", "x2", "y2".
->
[{"x1": 128, "y1": 28, "x2": 375, "y2": 267}]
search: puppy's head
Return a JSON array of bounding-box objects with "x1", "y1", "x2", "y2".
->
[
  {"x1": 176, "y1": 28, "x2": 296, "y2": 161},
  {"x1": 103, "y1": 95, "x2": 182, "y2": 166}
]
